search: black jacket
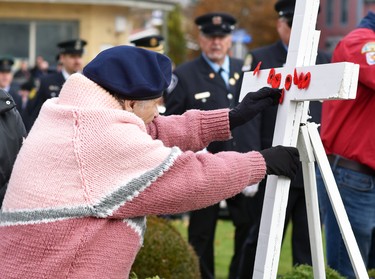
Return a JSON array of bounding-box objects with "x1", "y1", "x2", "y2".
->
[
  {"x1": 27, "y1": 72, "x2": 65, "y2": 130},
  {"x1": 0, "y1": 89, "x2": 26, "y2": 206},
  {"x1": 165, "y1": 55, "x2": 259, "y2": 153}
]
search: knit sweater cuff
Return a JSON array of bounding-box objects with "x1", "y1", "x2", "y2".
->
[{"x1": 200, "y1": 109, "x2": 231, "y2": 146}]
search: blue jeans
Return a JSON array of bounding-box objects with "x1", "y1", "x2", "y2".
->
[{"x1": 316, "y1": 163, "x2": 375, "y2": 278}]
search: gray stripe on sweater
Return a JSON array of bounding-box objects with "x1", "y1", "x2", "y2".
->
[
  {"x1": 93, "y1": 146, "x2": 181, "y2": 217},
  {"x1": 0, "y1": 147, "x2": 181, "y2": 226}
]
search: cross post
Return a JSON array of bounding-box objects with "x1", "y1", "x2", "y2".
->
[{"x1": 239, "y1": 0, "x2": 366, "y2": 278}]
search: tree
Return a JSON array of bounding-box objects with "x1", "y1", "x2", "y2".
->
[{"x1": 166, "y1": 4, "x2": 187, "y2": 66}]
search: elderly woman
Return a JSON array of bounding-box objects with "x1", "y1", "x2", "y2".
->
[{"x1": 0, "y1": 46, "x2": 298, "y2": 278}]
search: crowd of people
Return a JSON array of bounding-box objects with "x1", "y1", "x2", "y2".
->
[{"x1": 0, "y1": 0, "x2": 374, "y2": 278}]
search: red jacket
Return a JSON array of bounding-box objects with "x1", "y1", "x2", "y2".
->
[{"x1": 321, "y1": 27, "x2": 375, "y2": 169}]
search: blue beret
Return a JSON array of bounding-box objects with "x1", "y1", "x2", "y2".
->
[{"x1": 83, "y1": 45, "x2": 172, "y2": 100}]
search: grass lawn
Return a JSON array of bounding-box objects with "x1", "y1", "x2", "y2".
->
[{"x1": 171, "y1": 218, "x2": 295, "y2": 279}]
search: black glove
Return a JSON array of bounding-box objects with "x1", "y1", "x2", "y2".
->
[
  {"x1": 229, "y1": 87, "x2": 281, "y2": 129},
  {"x1": 259, "y1": 145, "x2": 300, "y2": 179}
]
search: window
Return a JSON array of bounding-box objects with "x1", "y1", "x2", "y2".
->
[
  {"x1": 0, "y1": 21, "x2": 29, "y2": 58},
  {"x1": 326, "y1": 0, "x2": 334, "y2": 26},
  {"x1": 340, "y1": 0, "x2": 349, "y2": 25},
  {"x1": 0, "y1": 20, "x2": 78, "y2": 68}
]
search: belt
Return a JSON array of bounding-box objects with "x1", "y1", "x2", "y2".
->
[{"x1": 327, "y1": 154, "x2": 375, "y2": 176}]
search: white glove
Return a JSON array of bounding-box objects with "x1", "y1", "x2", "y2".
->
[{"x1": 242, "y1": 183, "x2": 259, "y2": 197}]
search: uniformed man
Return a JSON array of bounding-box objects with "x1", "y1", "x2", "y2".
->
[
  {"x1": 130, "y1": 35, "x2": 165, "y2": 54},
  {"x1": 130, "y1": 34, "x2": 167, "y2": 114},
  {"x1": 164, "y1": 12, "x2": 259, "y2": 279},
  {"x1": 27, "y1": 39, "x2": 87, "y2": 130},
  {"x1": 237, "y1": 0, "x2": 331, "y2": 278},
  {"x1": 0, "y1": 56, "x2": 22, "y2": 111}
]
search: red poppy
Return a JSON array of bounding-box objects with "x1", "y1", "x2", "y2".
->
[
  {"x1": 302, "y1": 72, "x2": 311, "y2": 89},
  {"x1": 267, "y1": 68, "x2": 275, "y2": 85},
  {"x1": 293, "y1": 68, "x2": 299, "y2": 85},
  {"x1": 298, "y1": 72, "x2": 305, "y2": 89},
  {"x1": 285, "y1": 74, "x2": 292, "y2": 90},
  {"x1": 253, "y1": 61, "x2": 262, "y2": 76},
  {"x1": 272, "y1": 73, "x2": 282, "y2": 88}
]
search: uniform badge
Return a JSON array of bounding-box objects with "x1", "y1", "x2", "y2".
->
[
  {"x1": 150, "y1": 37, "x2": 157, "y2": 47},
  {"x1": 75, "y1": 40, "x2": 82, "y2": 50},
  {"x1": 49, "y1": 85, "x2": 60, "y2": 91},
  {"x1": 361, "y1": 42, "x2": 375, "y2": 65},
  {"x1": 212, "y1": 16, "x2": 222, "y2": 25},
  {"x1": 194, "y1": 91, "x2": 211, "y2": 100}
]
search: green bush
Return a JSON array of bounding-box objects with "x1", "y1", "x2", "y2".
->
[
  {"x1": 130, "y1": 216, "x2": 200, "y2": 279},
  {"x1": 368, "y1": 269, "x2": 375, "y2": 278},
  {"x1": 281, "y1": 264, "x2": 345, "y2": 279}
]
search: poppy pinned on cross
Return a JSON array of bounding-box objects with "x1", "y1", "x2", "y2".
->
[{"x1": 253, "y1": 63, "x2": 313, "y2": 104}]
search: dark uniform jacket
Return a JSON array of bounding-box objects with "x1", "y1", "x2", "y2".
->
[
  {"x1": 27, "y1": 72, "x2": 65, "y2": 129},
  {"x1": 0, "y1": 89, "x2": 26, "y2": 207},
  {"x1": 245, "y1": 40, "x2": 331, "y2": 187},
  {"x1": 6, "y1": 84, "x2": 22, "y2": 111},
  {"x1": 165, "y1": 55, "x2": 259, "y2": 154}
]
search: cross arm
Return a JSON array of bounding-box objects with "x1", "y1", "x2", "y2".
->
[{"x1": 239, "y1": 62, "x2": 359, "y2": 102}]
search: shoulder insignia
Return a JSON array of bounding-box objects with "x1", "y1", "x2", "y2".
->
[
  {"x1": 361, "y1": 42, "x2": 375, "y2": 65},
  {"x1": 28, "y1": 88, "x2": 37, "y2": 99},
  {"x1": 165, "y1": 74, "x2": 178, "y2": 94}
]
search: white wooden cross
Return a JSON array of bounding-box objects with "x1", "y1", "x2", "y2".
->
[{"x1": 239, "y1": 0, "x2": 368, "y2": 278}]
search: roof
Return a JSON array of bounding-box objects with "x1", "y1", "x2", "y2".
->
[{"x1": 0, "y1": 0, "x2": 179, "y2": 11}]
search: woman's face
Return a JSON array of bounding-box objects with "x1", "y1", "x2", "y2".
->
[{"x1": 125, "y1": 98, "x2": 161, "y2": 124}]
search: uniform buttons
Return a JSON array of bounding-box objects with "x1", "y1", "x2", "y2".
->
[
  {"x1": 227, "y1": 93, "x2": 233, "y2": 100},
  {"x1": 6, "y1": 100, "x2": 11, "y2": 105},
  {"x1": 202, "y1": 98, "x2": 207, "y2": 103}
]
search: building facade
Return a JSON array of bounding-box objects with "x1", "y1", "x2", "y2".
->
[
  {"x1": 317, "y1": 0, "x2": 375, "y2": 52},
  {"x1": 0, "y1": 0, "x2": 177, "y2": 70}
]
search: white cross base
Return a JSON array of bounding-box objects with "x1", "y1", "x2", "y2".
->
[{"x1": 239, "y1": 0, "x2": 368, "y2": 278}]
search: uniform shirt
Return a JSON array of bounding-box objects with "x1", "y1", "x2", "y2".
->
[{"x1": 321, "y1": 19, "x2": 375, "y2": 169}]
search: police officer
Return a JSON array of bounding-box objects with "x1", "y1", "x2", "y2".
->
[
  {"x1": 0, "y1": 57, "x2": 22, "y2": 111},
  {"x1": 28, "y1": 39, "x2": 87, "y2": 129},
  {"x1": 164, "y1": 12, "x2": 262, "y2": 279},
  {"x1": 130, "y1": 35, "x2": 165, "y2": 54},
  {"x1": 237, "y1": 0, "x2": 331, "y2": 278}
]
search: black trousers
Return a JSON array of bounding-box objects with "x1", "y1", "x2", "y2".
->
[
  {"x1": 237, "y1": 181, "x2": 312, "y2": 279},
  {"x1": 188, "y1": 193, "x2": 251, "y2": 279}
]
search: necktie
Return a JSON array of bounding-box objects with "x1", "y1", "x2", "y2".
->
[{"x1": 218, "y1": 68, "x2": 228, "y2": 88}]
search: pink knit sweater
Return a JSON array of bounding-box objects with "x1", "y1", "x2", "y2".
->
[{"x1": 0, "y1": 73, "x2": 266, "y2": 279}]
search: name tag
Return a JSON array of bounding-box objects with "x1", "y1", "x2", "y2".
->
[{"x1": 194, "y1": 91, "x2": 211, "y2": 100}]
